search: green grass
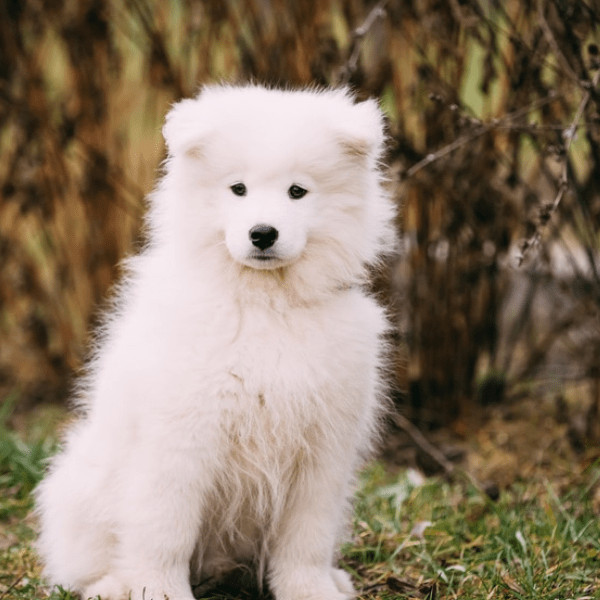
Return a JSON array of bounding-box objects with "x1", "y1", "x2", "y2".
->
[
  {"x1": 1, "y1": 412, "x2": 599, "y2": 600},
  {"x1": 345, "y1": 464, "x2": 600, "y2": 599},
  {"x1": 0, "y1": 399, "x2": 73, "y2": 600}
]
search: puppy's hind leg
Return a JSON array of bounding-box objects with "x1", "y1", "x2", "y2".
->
[
  {"x1": 105, "y1": 439, "x2": 222, "y2": 600},
  {"x1": 35, "y1": 426, "x2": 117, "y2": 593}
]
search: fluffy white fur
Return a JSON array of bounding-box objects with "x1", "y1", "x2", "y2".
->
[{"x1": 36, "y1": 84, "x2": 395, "y2": 600}]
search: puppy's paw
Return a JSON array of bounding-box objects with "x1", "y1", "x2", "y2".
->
[
  {"x1": 332, "y1": 568, "x2": 356, "y2": 597},
  {"x1": 83, "y1": 572, "x2": 195, "y2": 600},
  {"x1": 270, "y1": 566, "x2": 354, "y2": 600},
  {"x1": 83, "y1": 574, "x2": 127, "y2": 600}
]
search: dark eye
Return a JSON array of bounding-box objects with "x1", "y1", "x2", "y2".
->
[
  {"x1": 230, "y1": 183, "x2": 247, "y2": 197},
  {"x1": 288, "y1": 184, "x2": 307, "y2": 199}
]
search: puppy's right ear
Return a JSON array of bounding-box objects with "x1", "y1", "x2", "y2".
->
[{"x1": 162, "y1": 97, "x2": 208, "y2": 159}]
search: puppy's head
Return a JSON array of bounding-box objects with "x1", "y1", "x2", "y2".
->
[{"x1": 157, "y1": 85, "x2": 392, "y2": 283}]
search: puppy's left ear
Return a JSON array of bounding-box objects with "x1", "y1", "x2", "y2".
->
[
  {"x1": 162, "y1": 97, "x2": 209, "y2": 159},
  {"x1": 337, "y1": 98, "x2": 386, "y2": 160}
]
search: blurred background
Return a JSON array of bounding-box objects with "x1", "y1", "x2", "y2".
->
[{"x1": 2, "y1": 0, "x2": 600, "y2": 483}]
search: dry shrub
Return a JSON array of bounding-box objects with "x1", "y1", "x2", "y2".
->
[
  {"x1": 1, "y1": 0, "x2": 600, "y2": 437},
  {"x1": 386, "y1": 1, "x2": 600, "y2": 429}
]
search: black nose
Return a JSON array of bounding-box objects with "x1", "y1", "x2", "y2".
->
[{"x1": 249, "y1": 225, "x2": 279, "y2": 250}]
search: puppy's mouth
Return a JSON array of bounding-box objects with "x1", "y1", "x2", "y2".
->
[
  {"x1": 251, "y1": 252, "x2": 276, "y2": 260},
  {"x1": 245, "y1": 251, "x2": 290, "y2": 269},
  {"x1": 250, "y1": 246, "x2": 278, "y2": 258}
]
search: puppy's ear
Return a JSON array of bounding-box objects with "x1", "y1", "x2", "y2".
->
[
  {"x1": 162, "y1": 97, "x2": 209, "y2": 159},
  {"x1": 336, "y1": 98, "x2": 386, "y2": 160}
]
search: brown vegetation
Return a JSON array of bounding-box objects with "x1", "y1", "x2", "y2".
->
[{"x1": 2, "y1": 0, "x2": 600, "y2": 444}]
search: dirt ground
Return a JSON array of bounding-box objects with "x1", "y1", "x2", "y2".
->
[{"x1": 380, "y1": 388, "x2": 600, "y2": 505}]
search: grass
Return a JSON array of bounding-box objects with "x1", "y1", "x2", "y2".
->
[
  {"x1": 347, "y1": 464, "x2": 600, "y2": 599},
  {"x1": 1, "y1": 409, "x2": 599, "y2": 600},
  {"x1": 0, "y1": 400, "x2": 69, "y2": 600}
]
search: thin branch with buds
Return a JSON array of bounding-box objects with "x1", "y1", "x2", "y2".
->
[
  {"x1": 401, "y1": 93, "x2": 562, "y2": 180},
  {"x1": 517, "y1": 67, "x2": 600, "y2": 266},
  {"x1": 337, "y1": 0, "x2": 389, "y2": 86}
]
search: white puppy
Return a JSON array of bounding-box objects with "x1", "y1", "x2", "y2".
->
[{"x1": 36, "y1": 84, "x2": 395, "y2": 600}]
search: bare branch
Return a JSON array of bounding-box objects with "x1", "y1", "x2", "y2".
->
[
  {"x1": 392, "y1": 413, "x2": 490, "y2": 497},
  {"x1": 401, "y1": 93, "x2": 560, "y2": 180},
  {"x1": 402, "y1": 124, "x2": 490, "y2": 180},
  {"x1": 392, "y1": 412, "x2": 456, "y2": 477},
  {"x1": 337, "y1": 0, "x2": 389, "y2": 86},
  {"x1": 537, "y1": 0, "x2": 581, "y2": 85},
  {"x1": 517, "y1": 68, "x2": 600, "y2": 266}
]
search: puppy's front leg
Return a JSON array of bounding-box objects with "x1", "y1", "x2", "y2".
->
[
  {"x1": 268, "y1": 456, "x2": 356, "y2": 600},
  {"x1": 85, "y1": 441, "x2": 215, "y2": 600}
]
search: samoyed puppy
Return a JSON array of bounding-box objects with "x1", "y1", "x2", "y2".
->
[{"x1": 36, "y1": 84, "x2": 395, "y2": 600}]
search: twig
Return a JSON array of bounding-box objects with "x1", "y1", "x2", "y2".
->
[
  {"x1": 0, "y1": 573, "x2": 25, "y2": 599},
  {"x1": 402, "y1": 123, "x2": 490, "y2": 180},
  {"x1": 401, "y1": 93, "x2": 560, "y2": 180},
  {"x1": 517, "y1": 67, "x2": 600, "y2": 266},
  {"x1": 392, "y1": 413, "x2": 455, "y2": 476},
  {"x1": 537, "y1": 0, "x2": 581, "y2": 85},
  {"x1": 392, "y1": 412, "x2": 492, "y2": 497},
  {"x1": 337, "y1": 0, "x2": 389, "y2": 86}
]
